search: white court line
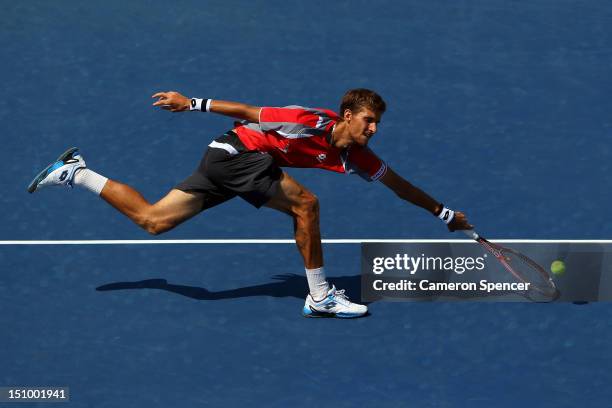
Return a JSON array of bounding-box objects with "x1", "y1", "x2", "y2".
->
[{"x1": 0, "y1": 239, "x2": 611, "y2": 245}]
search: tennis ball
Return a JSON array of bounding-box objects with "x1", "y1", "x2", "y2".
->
[{"x1": 550, "y1": 260, "x2": 566, "y2": 276}]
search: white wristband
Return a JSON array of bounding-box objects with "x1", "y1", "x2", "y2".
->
[
  {"x1": 190, "y1": 98, "x2": 203, "y2": 111},
  {"x1": 437, "y1": 206, "x2": 455, "y2": 225},
  {"x1": 189, "y1": 98, "x2": 212, "y2": 112}
]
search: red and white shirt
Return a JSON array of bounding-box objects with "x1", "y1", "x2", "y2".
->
[{"x1": 211, "y1": 105, "x2": 387, "y2": 182}]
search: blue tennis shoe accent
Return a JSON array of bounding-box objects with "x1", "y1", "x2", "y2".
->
[
  {"x1": 303, "y1": 285, "x2": 368, "y2": 318},
  {"x1": 27, "y1": 147, "x2": 87, "y2": 193}
]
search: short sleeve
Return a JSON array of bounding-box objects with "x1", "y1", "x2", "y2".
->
[{"x1": 342, "y1": 146, "x2": 387, "y2": 182}]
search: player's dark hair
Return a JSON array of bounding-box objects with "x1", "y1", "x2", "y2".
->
[{"x1": 339, "y1": 88, "x2": 386, "y2": 116}]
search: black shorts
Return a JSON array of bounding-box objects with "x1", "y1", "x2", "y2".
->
[{"x1": 175, "y1": 133, "x2": 282, "y2": 209}]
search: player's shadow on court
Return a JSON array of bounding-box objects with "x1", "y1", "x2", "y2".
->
[{"x1": 96, "y1": 273, "x2": 370, "y2": 303}]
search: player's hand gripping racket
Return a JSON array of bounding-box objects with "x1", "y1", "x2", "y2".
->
[{"x1": 463, "y1": 229, "x2": 560, "y2": 302}]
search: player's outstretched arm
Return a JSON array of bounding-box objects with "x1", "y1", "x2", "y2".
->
[
  {"x1": 380, "y1": 166, "x2": 472, "y2": 231},
  {"x1": 151, "y1": 91, "x2": 261, "y2": 123}
]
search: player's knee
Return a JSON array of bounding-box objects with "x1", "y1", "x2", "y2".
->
[
  {"x1": 145, "y1": 224, "x2": 165, "y2": 236},
  {"x1": 306, "y1": 193, "x2": 320, "y2": 214},
  {"x1": 140, "y1": 214, "x2": 173, "y2": 236},
  {"x1": 297, "y1": 192, "x2": 319, "y2": 220}
]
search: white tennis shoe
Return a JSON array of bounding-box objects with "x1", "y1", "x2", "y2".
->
[
  {"x1": 303, "y1": 285, "x2": 368, "y2": 318},
  {"x1": 28, "y1": 147, "x2": 86, "y2": 193}
]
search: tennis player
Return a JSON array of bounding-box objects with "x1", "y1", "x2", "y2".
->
[{"x1": 28, "y1": 89, "x2": 472, "y2": 318}]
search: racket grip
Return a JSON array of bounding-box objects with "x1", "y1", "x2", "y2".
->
[{"x1": 463, "y1": 229, "x2": 479, "y2": 240}]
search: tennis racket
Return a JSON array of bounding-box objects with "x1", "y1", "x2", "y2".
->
[{"x1": 463, "y1": 230, "x2": 560, "y2": 302}]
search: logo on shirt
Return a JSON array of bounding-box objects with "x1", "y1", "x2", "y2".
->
[{"x1": 316, "y1": 153, "x2": 327, "y2": 162}]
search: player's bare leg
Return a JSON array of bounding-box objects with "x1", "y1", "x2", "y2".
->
[
  {"x1": 28, "y1": 147, "x2": 205, "y2": 236},
  {"x1": 100, "y1": 181, "x2": 205, "y2": 235},
  {"x1": 265, "y1": 172, "x2": 367, "y2": 318},
  {"x1": 264, "y1": 172, "x2": 322, "y2": 269}
]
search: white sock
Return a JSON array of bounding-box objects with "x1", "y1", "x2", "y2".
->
[
  {"x1": 305, "y1": 266, "x2": 330, "y2": 301},
  {"x1": 73, "y1": 168, "x2": 108, "y2": 195}
]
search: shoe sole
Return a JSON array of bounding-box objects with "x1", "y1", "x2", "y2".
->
[
  {"x1": 27, "y1": 147, "x2": 79, "y2": 193},
  {"x1": 302, "y1": 306, "x2": 368, "y2": 319},
  {"x1": 302, "y1": 312, "x2": 368, "y2": 319}
]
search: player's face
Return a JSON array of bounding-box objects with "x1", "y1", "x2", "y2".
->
[{"x1": 345, "y1": 107, "x2": 381, "y2": 146}]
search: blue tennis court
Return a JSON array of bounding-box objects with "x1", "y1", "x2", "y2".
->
[{"x1": 2, "y1": 1, "x2": 612, "y2": 406}]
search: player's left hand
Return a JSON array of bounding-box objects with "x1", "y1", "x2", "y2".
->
[
  {"x1": 448, "y1": 211, "x2": 473, "y2": 232},
  {"x1": 152, "y1": 91, "x2": 190, "y2": 112}
]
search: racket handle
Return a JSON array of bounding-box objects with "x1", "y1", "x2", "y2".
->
[{"x1": 463, "y1": 229, "x2": 480, "y2": 240}]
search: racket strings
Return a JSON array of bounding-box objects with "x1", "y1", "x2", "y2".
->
[
  {"x1": 474, "y1": 236, "x2": 559, "y2": 302},
  {"x1": 500, "y1": 248, "x2": 558, "y2": 299}
]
